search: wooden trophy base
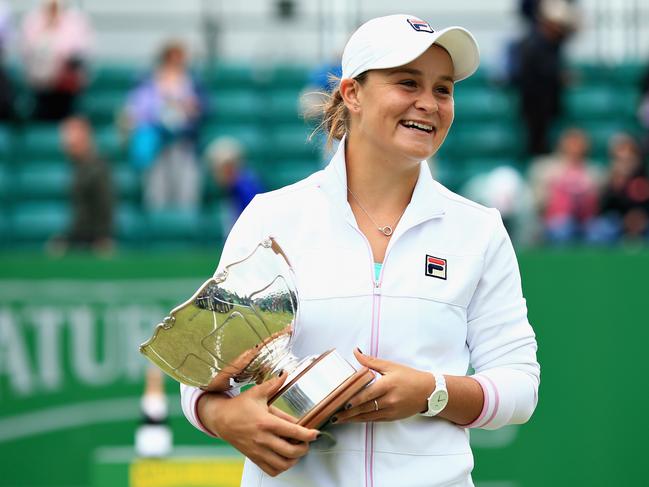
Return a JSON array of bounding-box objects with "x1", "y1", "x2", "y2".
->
[{"x1": 268, "y1": 350, "x2": 375, "y2": 430}]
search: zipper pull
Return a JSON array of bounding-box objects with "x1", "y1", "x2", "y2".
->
[{"x1": 373, "y1": 281, "x2": 381, "y2": 295}]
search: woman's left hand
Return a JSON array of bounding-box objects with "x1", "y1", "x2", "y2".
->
[{"x1": 333, "y1": 348, "x2": 435, "y2": 424}]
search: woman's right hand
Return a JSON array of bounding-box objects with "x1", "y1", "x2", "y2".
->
[{"x1": 197, "y1": 372, "x2": 320, "y2": 477}]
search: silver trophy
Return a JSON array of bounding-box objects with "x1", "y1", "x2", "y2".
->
[{"x1": 140, "y1": 237, "x2": 373, "y2": 428}]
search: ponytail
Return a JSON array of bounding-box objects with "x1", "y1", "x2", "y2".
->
[{"x1": 309, "y1": 73, "x2": 368, "y2": 149}]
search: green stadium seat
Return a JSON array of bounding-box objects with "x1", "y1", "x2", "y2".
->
[
  {"x1": 212, "y1": 90, "x2": 264, "y2": 123},
  {"x1": 431, "y1": 158, "x2": 463, "y2": 192},
  {"x1": 210, "y1": 63, "x2": 260, "y2": 89},
  {"x1": 0, "y1": 208, "x2": 8, "y2": 245},
  {"x1": 458, "y1": 67, "x2": 490, "y2": 88},
  {"x1": 145, "y1": 208, "x2": 201, "y2": 242},
  {"x1": 89, "y1": 65, "x2": 141, "y2": 92},
  {"x1": 565, "y1": 86, "x2": 615, "y2": 121},
  {"x1": 80, "y1": 90, "x2": 126, "y2": 124},
  {"x1": 113, "y1": 165, "x2": 140, "y2": 201},
  {"x1": 443, "y1": 123, "x2": 522, "y2": 159},
  {"x1": 18, "y1": 124, "x2": 65, "y2": 160},
  {"x1": 200, "y1": 162, "x2": 226, "y2": 205},
  {"x1": 267, "y1": 64, "x2": 310, "y2": 89},
  {"x1": 95, "y1": 126, "x2": 122, "y2": 158},
  {"x1": 9, "y1": 202, "x2": 70, "y2": 241},
  {"x1": 14, "y1": 162, "x2": 72, "y2": 201},
  {"x1": 202, "y1": 202, "x2": 227, "y2": 244},
  {"x1": 609, "y1": 62, "x2": 645, "y2": 87},
  {"x1": 116, "y1": 203, "x2": 146, "y2": 242},
  {"x1": 571, "y1": 62, "x2": 612, "y2": 86},
  {"x1": 267, "y1": 90, "x2": 302, "y2": 122},
  {"x1": 454, "y1": 89, "x2": 514, "y2": 121},
  {"x1": 0, "y1": 163, "x2": 7, "y2": 198},
  {"x1": 268, "y1": 124, "x2": 318, "y2": 160},
  {"x1": 263, "y1": 159, "x2": 319, "y2": 190},
  {"x1": 0, "y1": 124, "x2": 12, "y2": 160}
]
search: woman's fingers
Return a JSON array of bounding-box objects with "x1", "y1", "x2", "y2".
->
[
  {"x1": 268, "y1": 405, "x2": 298, "y2": 423},
  {"x1": 263, "y1": 434, "x2": 311, "y2": 459},
  {"x1": 343, "y1": 381, "x2": 385, "y2": 411},
  {"x1": 335, "y1": 395, "x2": 388, "y2": 423},
  {"x1": 257, "y1": 454, "x2": 299, "y2": 478},
  {"x1": 265, "y1": 415, "x2": 319, "y2": 443}
]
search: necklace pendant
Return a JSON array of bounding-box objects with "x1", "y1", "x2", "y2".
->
[{"x1": 379, "y1": 226, "x2": 393, "y2": 237}]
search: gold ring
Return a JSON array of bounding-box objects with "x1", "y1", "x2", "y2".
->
[{"x1": 373, "y1": 399, "x2": 379, "y2": 411}]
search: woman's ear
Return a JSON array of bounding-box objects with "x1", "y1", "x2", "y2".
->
[{"x1": 340, "y1": 78, "x2": 362, "y2": 114}]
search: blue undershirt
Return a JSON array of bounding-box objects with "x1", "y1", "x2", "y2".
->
[{"x1": 374, "y1": 262, "x2": 383, "y2": 282}]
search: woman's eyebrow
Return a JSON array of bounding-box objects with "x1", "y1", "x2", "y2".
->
[
  {"x1": 387, "y1": 68, "x2": 454, "y2": 83},
  {"x1": 387, "y1": 67, "x2": 422, "y2": 76}
]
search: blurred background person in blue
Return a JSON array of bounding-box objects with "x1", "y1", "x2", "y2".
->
[
  {"x1": 47, "y1": 116, "x2": 113, "y2": 255},
  {"x1": 20, "y1": 0, "x2": 94, "y2": 121},
  {"x1": 589, "y1": 133, "x2": 649, "y2": 244},
  {"x1": 206, "y1": 136, "x2": 263, "y2": 233},
  {"x1": 514, "y1": 0, "x2": 578, "y2": 156},
  {"x1": 124, "y1": 40, "x2": 207, "y2": 211},
  {"x1": 529, "y1": 127, "x2": 603, "y2": 243}
]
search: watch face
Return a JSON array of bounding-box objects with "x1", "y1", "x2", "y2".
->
[{"x1": 431, "y1": 390, "x2": 448, "y2": 412}]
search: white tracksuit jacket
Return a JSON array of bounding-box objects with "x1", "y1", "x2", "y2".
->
[{"x1": 181, "y1": 139, "x2": 540, "y2": 487}]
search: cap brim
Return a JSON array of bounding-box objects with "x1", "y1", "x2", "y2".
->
[
  {"x1": 433, "y1": 27, "x2": 480, "y2": 81},
  {"x1": 349, "y1": 25, "x2": 480, "y2": 82}
]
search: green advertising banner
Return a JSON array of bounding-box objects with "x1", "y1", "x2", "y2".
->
[{"x1": 0, "y1": 250, "x2": 647, "y2": 487}]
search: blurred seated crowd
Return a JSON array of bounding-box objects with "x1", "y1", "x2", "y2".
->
[{"x1": 0, "y1": 0, "x2": 648, "y2": 254}]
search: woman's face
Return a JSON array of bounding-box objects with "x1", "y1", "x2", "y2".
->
[{"x1": 349, "y1": 44, "x2": 455, "y2": 163}]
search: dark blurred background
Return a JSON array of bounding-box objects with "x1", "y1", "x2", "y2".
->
[{"x1": 0, "y1": 1, "x2": 648, "y2": 486}]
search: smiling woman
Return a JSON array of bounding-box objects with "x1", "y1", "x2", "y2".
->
[{"x1": 180, "y1": 13, "x2": 540, "y2": 487}]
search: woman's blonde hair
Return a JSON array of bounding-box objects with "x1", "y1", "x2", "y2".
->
[{"x1": 311, "y1": 72, "x2": 368, "y2": 149}]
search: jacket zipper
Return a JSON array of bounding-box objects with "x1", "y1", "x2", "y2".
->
[{"x1": 349, "y1": 226, "x2": 392, "y2": 487}]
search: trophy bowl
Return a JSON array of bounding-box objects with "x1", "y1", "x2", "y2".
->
[{"x1": 139, "y1": 237, "x2": 374, "y2": 429}]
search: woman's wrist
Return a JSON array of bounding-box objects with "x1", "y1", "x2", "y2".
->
[
  {"x1": 197, "y1": 391, "x2": 232, "y2": 437},
  {"x1": 417, "y1": 372, "x2": 437, "y2": 414}
]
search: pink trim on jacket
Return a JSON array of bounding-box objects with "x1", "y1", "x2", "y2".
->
[
  {"x1": 480, "y1": 375, "x2": 500, "y2": 427},
  {"x1": 461, "y1": 375, "x2": 490, "y2": 428}
]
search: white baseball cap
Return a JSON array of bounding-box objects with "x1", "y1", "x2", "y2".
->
[{"x1": 341, "y1": 14, "x2": 480, "y2": 82}]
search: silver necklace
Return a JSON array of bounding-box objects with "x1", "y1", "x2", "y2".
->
[{"x1": 346, "y1": 186, "x2": 406, "y2": 237}]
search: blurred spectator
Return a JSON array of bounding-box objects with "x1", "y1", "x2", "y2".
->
[
  {"x1": 135, "y1": 367, "x2": 172, "y2": 458},
  {"x1": 20, "y1": 0, "x2": 94, "y2": 121},
  {"x1": 206, "y1": 136, "x2": 263, "y2": 233},
  {"x1": 638, "y1": 65, "x2": 649, "y2": 159},
  {"x1": 48, "y1": 116, "x2": 113, "y2": 255},
  {"x1": 519, "y1": 0, "x2": 578, "y2": 25},
  {"x1": 124, "y1": 40, "x2": 207, "y2": 210},
  {"x1": 529, "y1": 128, "x2": 603, "y2": 243},
  {"x1": 514, "y1": 0, "x2": 578, "y2": 156},
  {"x1": 589, "y1": 134, "x2": 649, "y2": 243},
  {"x1": 461, "y1": 166, "x2": 536, "y2": 246},
  {"x1": 0, "y1": 1, "x2": 15, "y2": 121}
]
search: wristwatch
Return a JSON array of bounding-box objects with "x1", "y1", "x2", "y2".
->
[{"x1": 420, "y1": 373, "x2": 448, "y2": 417}]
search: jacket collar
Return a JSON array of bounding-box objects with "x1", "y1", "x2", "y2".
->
[{"x1": 319, "y1": 135, "x2": 446, "y2": 234}]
